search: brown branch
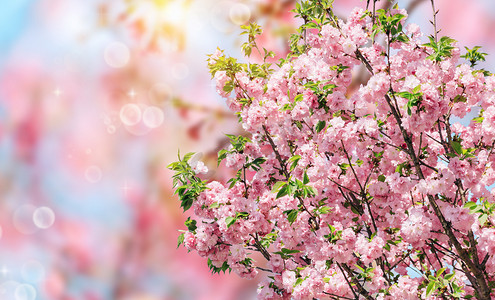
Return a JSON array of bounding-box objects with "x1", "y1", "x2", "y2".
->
[
  {"x1": 262, "y1": 125, "x2": 289, "y2": 178},
  {"x1": 251, "y1": 234, "x2": 271, "y2": 261},
  {"x1": 340, "y1": 263, "x2": 373, "y2": 299}
]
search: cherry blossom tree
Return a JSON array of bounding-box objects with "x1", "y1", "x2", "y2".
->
[{"x1": 171, "y1": 0, "x2": 495, "y2": 299}]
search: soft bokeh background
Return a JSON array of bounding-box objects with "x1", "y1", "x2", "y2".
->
[{"x1": 0, "y1": 1, "x2": 494, "y2": 299}]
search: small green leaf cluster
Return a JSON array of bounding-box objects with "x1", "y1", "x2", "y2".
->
[
  {"x1": 240, "y1": 23, "x2": 262, "y2": 58},
  {"x1": 207, "y1": 49, "x2": 243, "y2": 80},
  {"x1": 355, "y1": 264, "x2": 375, "y2": 282},
  {"x1": 472, "y1": 108, "x2": 484, "y2": 124},
  {"x1": 271, "y1": 173, "x2": 317, "y2": 200},
  {"x1": 423, "y1": 36, "x2": 457, "y2": 62},
  {"x1": 290, "y1": 0, "x2": 335, "y2": 55},
  {"x1": 225, "y1": 211, "x2": 250, "y2": 228},
  {"x1": 370, "y1": 5, "x2": 409, "y2": 43},
  {"x1": 324, "y1": 224, "x2": 342, "y2": 244},
  {"x1": 217, "y1": 134, "x2": 266, "y2": 189},
  {"x1": 281, "y1": 93, "x2": 303, "y2": 112},
  {"x1": 447, "y1": 138, "x2": 475, "y2": 160},
  {"x1": 207, "y1": 258, "x2": 230, "y2": 274},
  {"x1": 206, "y1": 24, "x2": 279, "y2": 115},
  {"x1": 383, "y1": 235, "x2": 402, "y2": 251},
  {"x1": 464, "y1": 200, "x2": 495, "y2": 226},
  {"x1": 330, "y1": 64, "x2": 350, "y2": 74},
  {"x1": 168, "y1": 152, "x2": 207, "y2": 212},
  {"x1": 423, "y1": 268, "x2": 463, "y2": 298},
  {"x1": 461, "y1": 46, "x2": 488, "y2": 67},
  {"x1": 313, "y1": 198, "x2": 332, "y2": 215},
  {"x1": 396, "y1": 85, "x2": 422, "y2": 115},
  {"x1": 304, "y1": 80, "x2": 336, "y2": 113},
  {"x1": 395, "y1": 161, "x2": 413, "y2": 177},
  {"x1": 338, "y1": 158, "x2": 364, "y2": 176},
  {"x1": 177, "y1": 217, "x2": 197, "y2": 248},
  {"x1": 217, "y1": 134, "x2": 251, "y2": 165},
  {"x1": 273, "y1": 248, "x2": 301, "y2": 260},
  {"x1": 260, "y1": 231, "x2": 278, "y2": 249}
]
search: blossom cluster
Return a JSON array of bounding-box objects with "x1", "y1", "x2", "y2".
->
[{"x1": 171, "y1": 1, "x2": 495, "y2": 299}]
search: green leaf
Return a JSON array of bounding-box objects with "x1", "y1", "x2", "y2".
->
[
  {"x1": 323, "y1": 83, "x2": 336, "y2": 91},
  {"x1": 281, "y1": 248, "x2": 301, "y2": 254},
  {"x1": 274, "y1": 247, "x2": 300, "y2": 259},
  {"x1": 473, "y1": 116, "x2": 484, "y2": 123},
  {"x1": 355, "y1": 264, "x2": 365, "y2": 272},
  {"x1": 423, "y1": 35, "x2": 457, "y2": 62},
  {"x1": 436, "y1": 267, "x2": 446, "y2": 278},
  {"x1": 461, "y1": 46, "x2": 488, "y2": 67},
  {"x1": 181, "y1": 194, "x2": 194, "y2": 212},
  {"x1": 294, "y1": 94, "x2": 304, "y2": 103},
  {"x1": 295, "y1": 277, "x2": 304, "y2": 286},
  {"x1": 209, "y1": 202, "x2": 221, "y2": 209},
  {"x1": 207, "y1": 259, "x2": 230, "y2": 274},
  {"x1": 236, "y1": 211, "x2": 249, "y2": 219},
  {"x1": 272, "y1": 181, "x2": 286, "y2": 193},
  {"x1": 276, "y1": 185, "x2": 289, "y2": 198},
  {"x1": 412, "y1": 85, "x2": 422, "y2": 93},
  {"x1": 303, "y1": 172, "x2": 310, "y2": 185},
  {"x1": 444, "y1": 273, "x2": 455, "y2": 281},
  {"x1": 177, "y1": 232, "x2": 185, "y2": 248},
  {"x1": 317, "y1": 206, "x2": 332, "y2": 214},
  {"x1": 217, "y1": 149, "x2": 228, "y2": 166},
  {"x1": 463, "y1": 201, "x2": 478, "y2": 210},
  {"x1": 453, "y1": 95, "x2": 467, "y2": 103},
  {"x1": 175, "y1": 185, "x2": 187, "y2": 196},
  {"x1": 479, "y1": 214, "x2": 489, "y2": 226},
  {"x1": 183, "y1": 152, "x2": 195, "y2": 162},
  {"x1": 426, "y1": 281, "x2": 437, "y2": 297},
  {"x1": 288, "y1": 155, "x2": 301, "y2": 171},
  {"x1": 305, "y1": 186, "x2": 318, "y2": 196},
  {"x1": 315, "y1": 120, "x2": 326, "y2": 133},
  {"x1": 185, "y1": 217, "x2": 197, "y2": 232},
  {"x1": 222, "y1": 80, "x2": 234, "y2": 93},
  {"x1": 225, "y1": 216, "x2": 237, "y2": 228},
  {"x1": 251, "y1": 157, "x2": 266, "y2": 167},
  {"x1": 378, "y1": 175, "x2": 386, "y2": 182},
  {"x1": 350, "y1": 205, "x2": 360, "y2": 215},
  {"x1": 451, "y1": 141, "x2": 463, "y2": 155},
  {"x1": 339, "y1": 163, "x2": 349, "y2": 172},
  {"x1": 285, "y1": 209, "x2": 299, "y2": 224}
]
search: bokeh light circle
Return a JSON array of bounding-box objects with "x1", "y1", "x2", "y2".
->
[
  {"x1": 14, "y1": 284, "x2": 36, "y2": 300},
  {"x1": 33, "y1": 207, "x2": 55, "y2": 229},
  {"x1": 143, "y1": 106, "x2": 164, "y2": 128},
  {"x1": 13, "y1": 205, "x2": 38, "y2": 235},
  {"x1": 120, "y1": 103, "x2": 142, "y2": 126},
  {"x1": 85, "y1": 165, "x2": 102, "y2": 183},
  {"x1": 229, "y1": 3, "x2": 251, "y2": 25},
  {"x1": 21, "y1": 260, "x2": 45, "y2": 283},
  {"x1": 124, "y1": 121, "x2": 152, "y2": 136},
  {"x1": 0, "y1": 281, "x2": 20, "y2": 298},
  {"x1": 104, "y1": 42, "x2": 130, "y2": 68}
]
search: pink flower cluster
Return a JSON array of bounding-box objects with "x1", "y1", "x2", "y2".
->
[{"x1": 175, "y1": 3, "x2": 495, "y2": 299}]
